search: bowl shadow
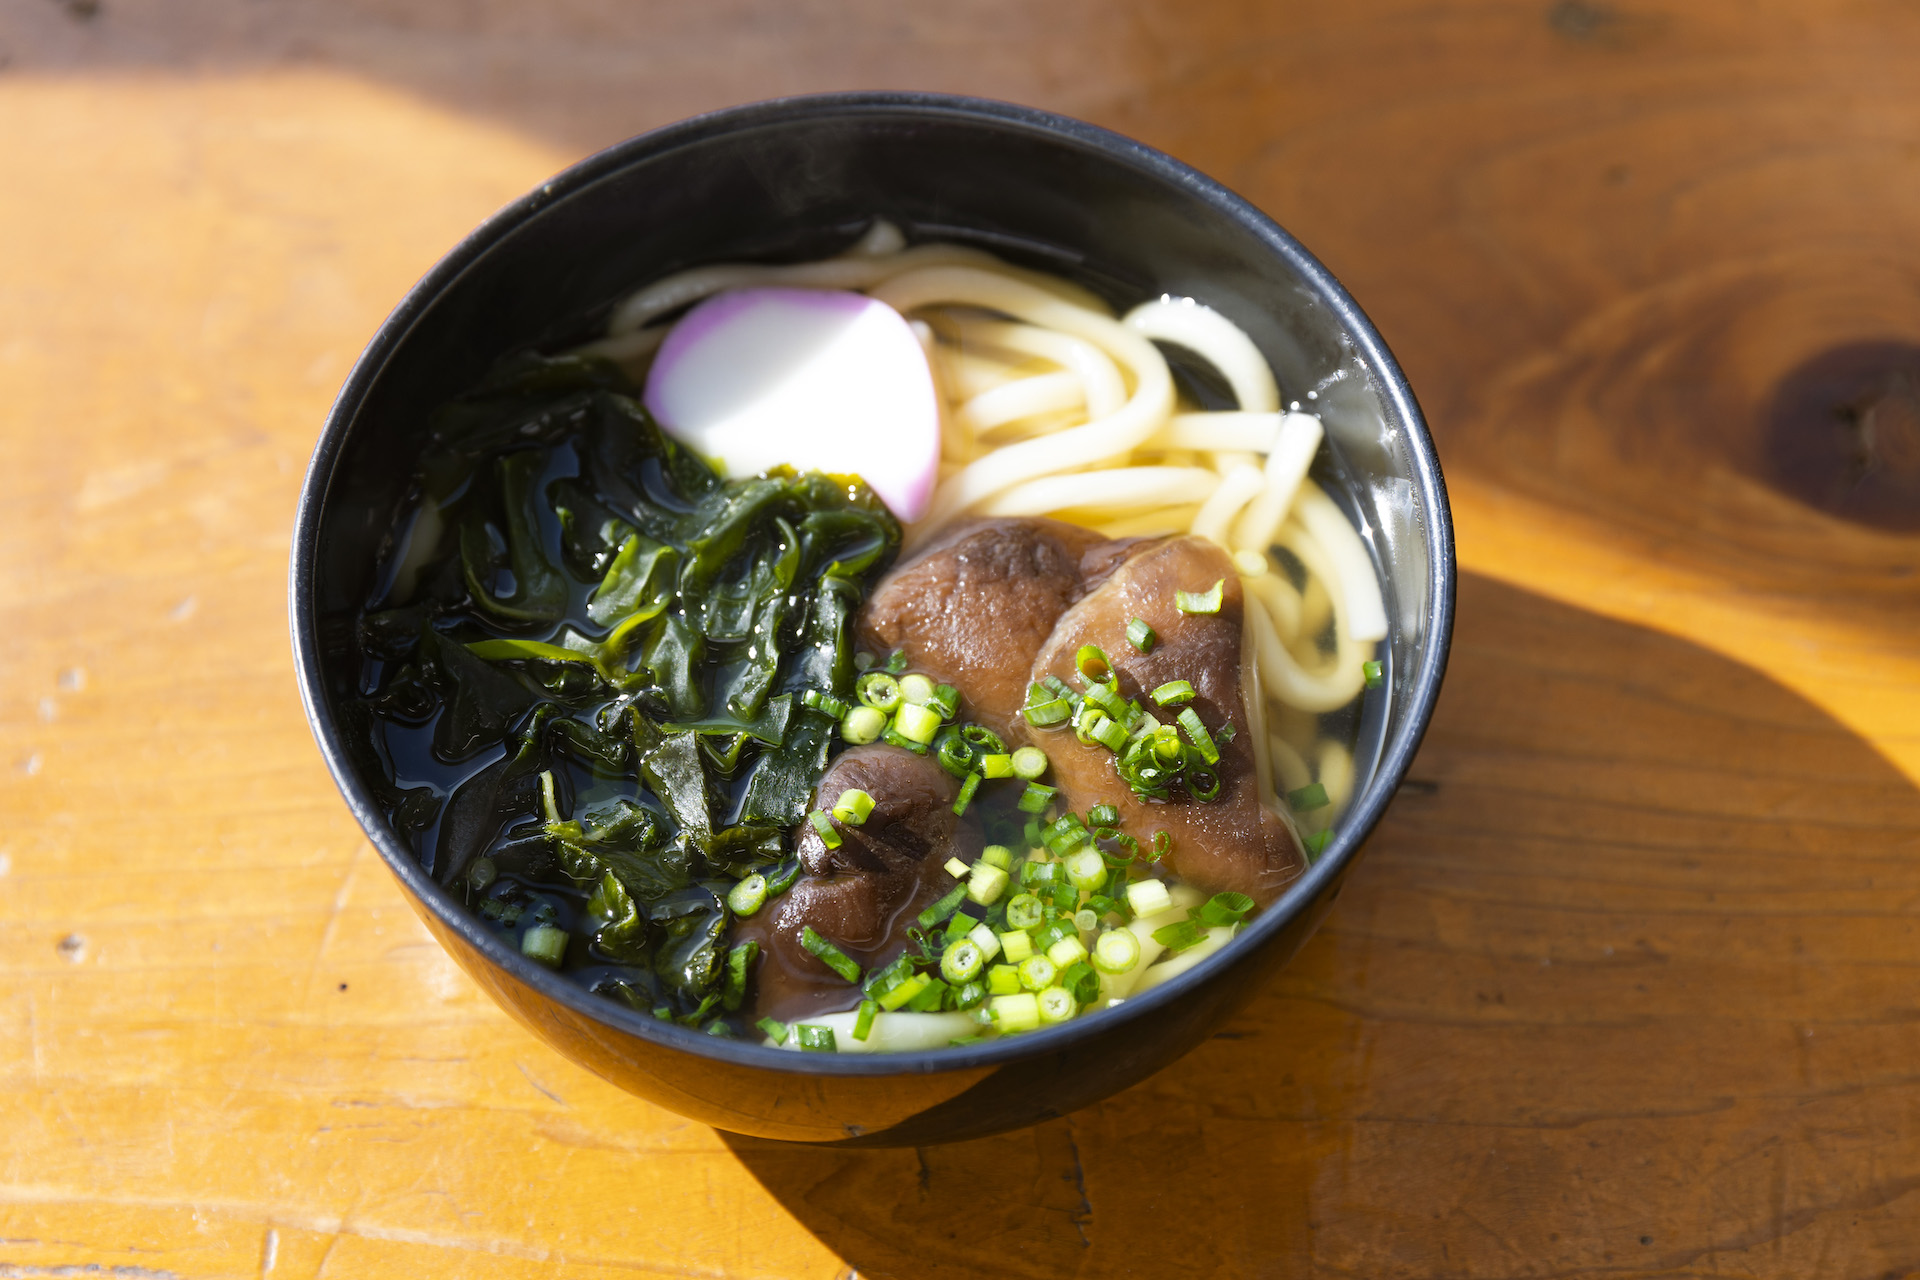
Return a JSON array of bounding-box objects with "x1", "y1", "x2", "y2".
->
[{"x1": 720, "y1": 569, "x2": 1920, "y2": 1279}]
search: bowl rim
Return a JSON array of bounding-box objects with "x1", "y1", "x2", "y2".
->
[{"x1": 289, "y1": 89, "x2": 1456, "y2": 1080}]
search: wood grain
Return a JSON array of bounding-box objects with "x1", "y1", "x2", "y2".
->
[{"x1": 2, "y1": 2, "x2": 1918, "y2": 1276}]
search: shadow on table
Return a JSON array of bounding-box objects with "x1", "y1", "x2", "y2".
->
[{"x1": 721, "y1": 570, "x2": 1920, "y2": 1279}]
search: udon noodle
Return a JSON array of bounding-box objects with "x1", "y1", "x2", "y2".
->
[{"x1": 580, "y1": 220, "x2": 1386, "y2": 839}]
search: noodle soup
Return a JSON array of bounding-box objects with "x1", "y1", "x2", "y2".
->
[{"x1": 348, "y1": 220, "x2": 1386, "y2": 1052}]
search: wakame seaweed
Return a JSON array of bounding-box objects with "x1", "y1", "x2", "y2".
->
[{"x1": 350, "y1": 353, "x2": 900, "y2": 1030}]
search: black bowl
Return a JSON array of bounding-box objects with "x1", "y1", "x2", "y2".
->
[{"x1": 290, "y1": 92, "x2": 1454, "y2": 1146}]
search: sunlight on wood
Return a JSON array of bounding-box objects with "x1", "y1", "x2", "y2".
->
[{"x1": 3, "y1": 2, "x2": 1920, "y2": 1269}]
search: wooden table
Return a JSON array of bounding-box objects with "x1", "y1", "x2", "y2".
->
[{"x1": 4, "y1": 2, "x2": 1919, "y2": 1275}]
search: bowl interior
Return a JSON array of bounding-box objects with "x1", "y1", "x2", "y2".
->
[{"x1": 298, "y1": 94, "x2": 1451, "y2": 1077}]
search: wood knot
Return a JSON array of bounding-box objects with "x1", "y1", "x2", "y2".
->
[{"x1": 1764, "y1": 342, "x2": 1920, "y2": 531}]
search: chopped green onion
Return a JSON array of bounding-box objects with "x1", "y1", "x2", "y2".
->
[
  {"x1": 1065, "y1": 847, "x2": 1107, "y2": 892},
  {"x1": 1176, "y1": 708, "x2": 1221, "y2": 765},
  {"x1": 807, "y1": 809, "x2": 842, "y2": 849},
  {"x1": 1045, "y1": 813, "x2": 1089, "y2": 855},
  {"x1": 1074, "y1": 907, "x2": 1099, "y2": 932},
  {"x1": 728, "y1": 873, "x2": 769, "y2": 917},
  {"x1": 1199, "y1": 891, "x2": 1257, "y2": 927},
  {"x1": 1082, "y1": 681, "x2": 1129, "y2": 721},
  {"x1": 1027, "y1": 678, "x2": 1075, "y2": 713},
  {"x1": 520, "y1": 924, "x2": 568, "y2": 969},
  {"x1": 998, "y1": 930, "x2": 1034, "y2": 963},
  {"x1": 466, "y1": 857, "x2": 497, "y2": 891},
  {"x1": 852, "y1": 999, "x2": 878, "y2": 1042},
  {"x1": 929, "y1": 684, "x2": 961, "y2": 720},
  {"x1": 963, "y1": 724, "x2": 1006, "y2": 751},
  {"x1": 951, "y1": 980, "x2": 989, "y2": 1010},
  {"x1": 802, "y1": 688, "x2": 852, "y2": 719},
  {"x1": 1363, "y1": 659, "x2": 1383, "y2": 688},
  {"x1": 898, "y1": 673, "x2": 936, "y2": 706},
  {"x1": 1017, "y1": 955, "x2": 1058, "y2": 991},
  {"x1": 1020, "y1": 860, "x2": 1059, "y2": 887},
  {"x1": 841, "y1": 705, "x2": 887, "y2": 744},
  {"x1": 800, "y1": 926, "x2": 861, "y2": 983},
  {"x1": 987, "y1": 963, "x2": 1022, "y2": 996},
  {"x1": 1126, "y1": 878, "x2": 1173, "y2": 917},
  {"x1": 1152, "y1": 919, "x2": 1209, "y2": 954},
  {"x1": 1034, "y1": 919, "x2": 1075, "y2": 952},
  {"x1": 1175, "y1": 579, "x2": 1225, "y2": 614},
  {"x1": 1115, "y1": 750, "x2": 1173, "y2": 801},
  {"x1": 1187, "y1": 766, "x2": 1222, "y2": 803},
  {"x1": 953, "y1": 770, "x2": 982, "y2": 816},
  {"x1": 758, "y1": 1016, "x2": 790, "y2": 1045},
  {"x1": 1090, "y1": 716, "x2": 1129, "y2": 753},
  {"x1": 885, "y1": 648, "x2": 910, "y2": 674},
  {"x1": 991, "y1": 992, "x2": 1041, "y2": 1033},
  {"x1": 934, "y1": 726, "x2": 976, "y2": 778},
  {"x1": 1150, "y1": 830, "x2": 1172, "y2": 861},
  {"x1": 864, "y1": 953, "x2": 915, "y2": 999},
  {"x1": 832, "y1": 788, "x2": 875, "y2": 825},
  {"x1": 1017, "y1": 783, "x2": 1057, "y2": 814},
  {"x1": 981, "y1": 844, "x2": 1014, "y2": 871},
  {"x1": 856, "y1": 671, "x2": 902, "y2": 712},
  {"x1": 854, "y1": 651, "x2": 876, "y2": 672},
  {"x1": 1303, "y1": 829, "x2": 1332, "y2": 859},
  {"x1": 1011, "y1": 747, "x2": 1050, "y2": 780},
  {"x1": 1151, "y1": 680, "x2": 1196, "y2": 707},
  {"x1": 894, "y1": 701, "x2": 942, "y2": 745},
  {"x1": 944, "y1": 906, "x2": 977, "y2": 941},
  {"x1": 967, "y1": 861, "x2": 1011, "y2": 906},
  {"x1": 1022, "y1": 697, "x2": 1073, "y2": 727},
  {"x1": 1094, "y1": 928, "x2": 1141, "y2": 974},
  {"x1": 877, "y1": 972, "x2": 931, "y2": 1011},
  {"x1": 981, "y1": 752, "x2": 1014, "y2": 779},
  {"x1": 905, "y1": 976, "x2": 948, "y2": 1011},
  {"x1": 1087, "y1": 803, "x2": 1119, "y2": 827},
  {"x1": 969, "y1": 922, "x2": 1002, "y2": 962},
  {"x1": 1005, "y1": 893, "x2": 1044, "y2": 931},
  {"x1": 945, "y1": 856, "x2": 971, "y2": 879},
  {"x1": 795, "y1": 1024, "x2": 838, "y2": 1052},
  {"x1": 1126, "y1": 618, "x2": 1156, "y2": 652},
  {"x1": 941, "y1": 940, "x2": 985, "y2": 984},
  {"x1": 1288, "y1": 781, "x2": 1330, "y2": 812},
  {"x1": 757, "y1": 862, "x2": 797, "y2": 901},
  {"x1": 1076, "y1": 645, "x2": 1113, "y2": 683},
  {"x1": 1046, "y1": 935, "x2": 1089, "y2": 968},
  {"x1": 1036, "y1": 986, "x2": 1077, "y2": 1025},
  {"x1": 1060, "y1": 960, "x2": 1101, "y2": 1005},
  {"x1": 917, "y1": 883, "x2": 969, "y2": 930},
  {"x1": 880, "y1": 725, "x2": 930, "y2": 755}
]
